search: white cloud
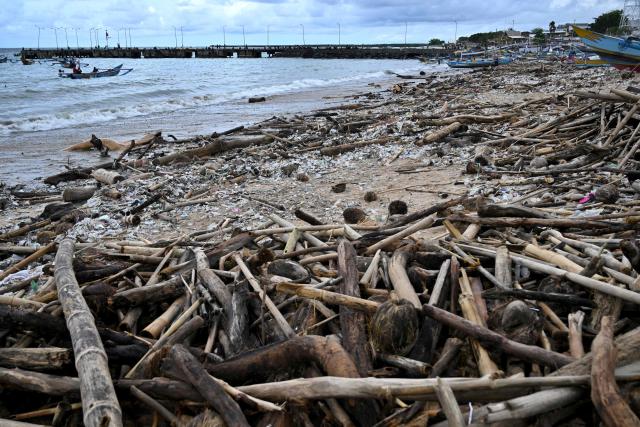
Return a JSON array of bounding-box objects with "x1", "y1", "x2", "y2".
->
[{"x1": 0, "y1": 0, "x2": 625, "y2": 47}]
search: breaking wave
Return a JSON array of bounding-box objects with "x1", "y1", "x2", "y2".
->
[{"x1": 0, "y1": 60, "x2": 443, "y2": 136}]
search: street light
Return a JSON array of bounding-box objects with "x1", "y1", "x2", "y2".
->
[
  {"x1": 63, "y1": 27, "x2": 69, "y2": 49},
  {"x1": 454, "y1": 20, "x2": 458, "y2": 44},
  {"x1": 223, "y1": 25, "x2": 226, "y2": 47},
  {"x1": 94, "y1": 27, "x2": 101, "y2": 48},
  {"x1": 404, "y1": 22, "x2": 408, "y2": 46},
  {"x1": 50, "y1": 27, "x2": 59, "y2": 49},
  {"x1": 73, "y1": 28, "x2": 80, "y2": 49},
  {"x1": 300, "y1": 24, "x2": 305, "y2": 45},
  {"x1": 128, "y1": 28, "x2": 132, "y2": 47},
  {"x1": 181, "y1": 26, "x2": 184, "y2": 48},
  {"x1": 119, "y1": 28, "x2": 127, "y2": 48},
  {"x1": 35, "y1": 25, "x2": 43, "y2": 49},
  {"x1": 242, "y1": 25, "x2": 246, "y2": 47}
]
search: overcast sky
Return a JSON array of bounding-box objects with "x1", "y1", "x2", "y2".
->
[{"x1": 0, "y1": 0, "x2": 624, "y2": 48}]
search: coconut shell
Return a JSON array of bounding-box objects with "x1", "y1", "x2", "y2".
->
[
  {"x1": 388, "y1": 200, "x2": 408, "y2": 215},
  {"x1": 343, "y1": 207, "x2": 366, "y2": 224},
  {"x1": 331, "y1": 183, "x2": 346, "y2": 193},
  {"x1": 594, "y1": 183, "x2": 619, "y2": 204},
  {"x1": 364, "y1": 191, "x2": 378, "y2": 202},
  {"x1": 369, "y1": 298, "x2": 419, "y2": 356}
]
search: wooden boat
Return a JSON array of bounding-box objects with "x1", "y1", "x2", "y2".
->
[
  {"x1": 59, "y1": 64, "x2": 133, "y2": 79},
  {"x1": 573, "y1": 26, "x2": 640, "y2": 64},
  {"x1": 447, "y1": 57, "x2": 512, "y2": 69},
  {"x1": 574, "y1": 58, "x2": 610, "y2": 68},
  {"x1": 0, "y1": 56, "x2": 7, "y2": 63},
  {"x1": 21, "y1": 57, "x2": 33, "y2": 65}
]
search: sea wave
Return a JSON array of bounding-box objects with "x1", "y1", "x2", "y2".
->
[{"x1": 0, "y1": 62, "x2": 444, "y2": 136}]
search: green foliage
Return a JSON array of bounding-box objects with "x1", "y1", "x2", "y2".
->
[
  {"x1": 466, "y1": 31, "x2": 504, "y2": 44},
  {"x1": 590, "y1": 10, "x2": 622, "y2": 34},
  {"x1": 532, "y1": 28, "x2": 545, "y2": 45},
  {"x1": 428, "y1": 38, "x2": 445, "y2": 45}
]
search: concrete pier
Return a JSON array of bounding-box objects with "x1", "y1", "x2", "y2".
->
[{"x1": 21, "y1": 44, "x2": 451, "y2": 60}]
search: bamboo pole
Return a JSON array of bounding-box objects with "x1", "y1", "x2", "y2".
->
[
  {"x1": 54, "y1": 238, "x2": 122, "y2": 427},
  {"x1": 365, "y1": 215, "x2": 435, "y2": 255}
]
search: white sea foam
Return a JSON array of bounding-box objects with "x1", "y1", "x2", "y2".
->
[{"x1": 0, "y1": 60, "x2": 444, "y2": 136}]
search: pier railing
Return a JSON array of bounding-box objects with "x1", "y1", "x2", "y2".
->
[{"x1": 22, "y1": 45, "x2": 452, "y2": 60}]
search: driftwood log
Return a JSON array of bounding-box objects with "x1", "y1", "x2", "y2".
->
[{"x1": 54, "y1": 238, "x2": 122, "y2": 427}]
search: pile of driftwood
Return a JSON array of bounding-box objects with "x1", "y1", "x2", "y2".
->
[{"x1": 2, "y1": 64, "x2": 640, "y2": 426}]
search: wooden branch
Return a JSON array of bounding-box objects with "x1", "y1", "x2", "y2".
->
[
  {"x1": 54, "y1": 238, "x2": 122, "y2": 427},
  {"x1": 0, "y1": 347, "x2": 71, "y2": 371},
  {"x1": 416, "y1": 122, "x2": 464, "y2": 146},
  {"x1": 276, "y1": 282, "x2": 380, "y2": 314},
  {"x1": 590, "y1": 316, "x2": 640, "y2": 427},
  {"x1": 388, "y1": 251, "x2": 422, "y2": 308},
  {"x1": 205, "y1": 335, "x2": 360, "y2": 384},
  {"x1": 153, "y1": 135, "x2": 273, "y2": 166},
  {"x1": 435, "y1": 377, "x2": 465, "y2": 427},
  {"x1": 338, "y1": 240, "x2": 372, "y2": 376},
  {"x1": 421, "y1": 304, "x2": 574, "y2": 368},
  {"x1": 365, "y1": 215, "x2": 435, "y2": 255},
  {"x1": 167, "y1": 344, "x2": 250, "y2": 427},
  {"x1": 130, "y1": 385, "x2": 181, "y2": 427},
  {"x1": 568, "y1": 311, "x2": 585, "y2": 358},
  {"x1": 233, "y1": 253, "x2": 294, "y2": 338}
]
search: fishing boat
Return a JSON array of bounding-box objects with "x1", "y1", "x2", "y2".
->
[
  {"x1": 447, "y1": 57, "x2": 512, "y2": 69},
  {"x1": 59, "y1": 64, "x2": 133, "y2": 79},
  {"x1": 0, "y1": 56, "x2": 7, "y2": 63},
  {"x1": 21, "y1": 57, "x2": 33, "y2": 65},
  {"x1": 573, "y1": 26, "x2": 640, "y2": 70}
]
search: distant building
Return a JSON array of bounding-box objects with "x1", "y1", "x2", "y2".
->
[{"x1": 506, "y1": 29, "x2": 529, "y2": 41}]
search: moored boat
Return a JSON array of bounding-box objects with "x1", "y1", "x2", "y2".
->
[
  {"x1": 447, "y1": 57, "x2": 512, "y2": 69},
  {"x1": 21, "y1": 57, "x2": 33, "y2": 65},
  {"x1": 59, "y1": 64, "x2": 133, "y2": 79},
  {"x1": 573, "y1": 26, "x2": 640, "y2": 70}
]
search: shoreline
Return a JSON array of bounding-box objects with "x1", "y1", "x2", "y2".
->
[{"x1": 1, "y1": 58, "x2": 442, "y2": 185}]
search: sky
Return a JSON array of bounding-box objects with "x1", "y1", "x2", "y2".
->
[{"x1": 0, "y1": 0, "x2": 625, "y2": 48}]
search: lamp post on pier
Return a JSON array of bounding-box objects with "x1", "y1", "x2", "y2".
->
[
  {"x1": 404, "y1": 22, "x2": 408, "y2": 46},
  {"x1": 63, "y1": 27, "x2": 69, "y2": 49},
  {"x1": 50, "y1": 27, "x2": 59, "y2": 49},
  {"x1": 242, "y1": 25, "x2": 246, "y2": 47},
  {"x1": 454, "y1": 20, "x2": 458, "y2": 45},
  {"x1": 338, "y1": 22, "x2": 341, "y2": 45},
  {"x1": 223, "y1": 25, "x2": 226, "y2": 47},
  {"x1": 35, "y1": 25, "x2": 43, "y2": 49},
  {"x1": 73, "y1": 28, "x2": 79, "y2": 49}
]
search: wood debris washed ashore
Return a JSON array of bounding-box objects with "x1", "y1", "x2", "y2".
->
[{"x1": 1, "y1": 62, "x2": 640, "y2": 425}]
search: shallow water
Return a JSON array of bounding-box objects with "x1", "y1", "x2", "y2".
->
[{"x1": 0, "y1": 49, "x2": 446, "y2": 184}]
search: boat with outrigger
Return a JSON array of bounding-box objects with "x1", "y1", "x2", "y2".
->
[
  {"x1": 573, "y1": 26, "x2": 640, "y2": 71},
  {"x1": 59, "y1": 64, "x2": 133, "y2": 79},
  {"x1": 447, "y1": 56, "x2": 513, "y2": 69}
]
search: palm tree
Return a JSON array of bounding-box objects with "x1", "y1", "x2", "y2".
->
[{"x1": 549, "y1": 21, "x2": 556, "y2": 33}]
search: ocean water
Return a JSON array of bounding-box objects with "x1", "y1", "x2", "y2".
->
[{"x1": 0, "y1": 49, "x2": 445, "y2": 184}]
